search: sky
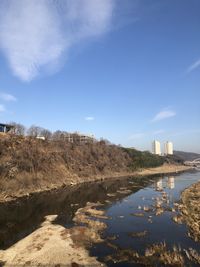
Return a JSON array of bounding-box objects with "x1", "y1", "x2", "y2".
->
[{"x1": 0, "y1": 0, "x2": 199, "y2": 153}]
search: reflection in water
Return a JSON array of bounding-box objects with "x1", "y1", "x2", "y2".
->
[
  {"x1": 168, "y1": 176, "x2": 175, "y2": 189},
  {"x1": 0, "y1": 175, "x2": 157, "y2": 249},
  {"x1": 155, "y1": 176, "x2": 175, "y2": 190},
  {"x1": 90, "y1": 171, "x2": 200, "y2": 267},
  {"x1": 1, "y1": 170, "x2": 199, "y2": 267},
  {"x1": 155, "y1": 179, "x2": 163, "y2": 191}
]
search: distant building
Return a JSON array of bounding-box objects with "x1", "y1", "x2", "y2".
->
[
  {"x1": 36, "y1": 136, "x2": 45, "y2": 140},
  {"x1": 78, "y1": 133, "x2": 95, "y2": 144},
  {"x1": 165, "y1": 141, "x2": 173, "y2": 155},
  {"x1": 152, "y1": 140, "x2": 161, "y2": 155},
  {"x1": 0, "y1": 123, "x2": 13, "y2": 134},
  {"x1": 65, "y1": 132, "x2": 95, "y2": 144}
]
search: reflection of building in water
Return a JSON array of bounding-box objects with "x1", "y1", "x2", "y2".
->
[
  {"x1": 168, "y1": 176, "x2": 175, "y2": 189},
  {"x1": 156, "y1": 179, "x2": 163, "y2": 191}
]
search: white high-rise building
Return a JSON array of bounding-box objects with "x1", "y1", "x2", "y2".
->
[
  {"x1": 152, "y1": 140, "x2": 161, "y2": 155},
  {"x1": 165, "y1": 141, "x2": 173, "y2": 155}
]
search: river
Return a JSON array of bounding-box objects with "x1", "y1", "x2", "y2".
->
[
  {"x1": 90, "y1": 171, "x2": 200, "y2": 266},
  {"x1": 0, "y1": 170, "x2": 200, "y2": 266}
]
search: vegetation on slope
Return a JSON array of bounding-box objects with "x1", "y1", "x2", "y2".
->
[
  {"x1": 174, "y1": 150, "x2": 200, "y2": 161},
  {"x1": 0, "y1": 133, "x2": 180, "y2": 198},
  {"x1": 122, "y1": 148, "x2": 165, "y2": 170},
  {"x1": 0, "y1": 135, "x2": 131, "y2": 195},
  {"x1": 180, "y1": 182, "x2": 200, "y2": 242}
]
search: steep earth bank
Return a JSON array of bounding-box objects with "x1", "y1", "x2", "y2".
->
[{"x1": 0, "y1": 135, "x2": 188, "y2": 202}]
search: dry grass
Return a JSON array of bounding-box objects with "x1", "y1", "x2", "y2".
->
[
  {"x1": 180, "y1": 182, "x2": 200, "y2": 241},
  {"x1": 0, "y1": 135, "x2": 132, "y2": 197},
  {"x1": 105, "y1": 242, "x2": 185, "y2": 266},
  {"x1": 0, "y1": 135, "x2": 185, "y2": 200}
]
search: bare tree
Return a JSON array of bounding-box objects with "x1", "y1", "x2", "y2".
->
[
  {"x1": 10, "y1": 122, "x2": 26, "y2": 136},
  {"x1": 52, "y1": 131, "x2": 72, "y2": 142},
  {"x1": 40, "y1": 129, "x2": 52, "y2": 140},
  {"x1": 52, "y1": 130, "x2": 63, "y2": 141},
  {"x1": 27, "y1": 125, "x2": 43, "y2": 137},
  {"x1": 99, "y1": 138, "x2": 112, "y2": 146}
]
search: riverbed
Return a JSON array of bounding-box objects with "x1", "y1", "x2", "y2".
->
[{"x1": 0, "y1": 171, "x2": 200, "y2": 266}]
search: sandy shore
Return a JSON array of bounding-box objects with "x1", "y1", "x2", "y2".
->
[
  {"x1": 0, "y1": 166, "x2": 196, "y2": 266},
  {"x1": 0, "y1": 203, "x2": 107, "y2": 266},
  {"x1": 89, "y1": 164, "x2": 193, "y2": 181},
  {"x1": 0, "y1": 164, "x2": 193, "y2": 203},
  {"x1": 136, "y1": 164, "x2": 192, "y2": 176}
]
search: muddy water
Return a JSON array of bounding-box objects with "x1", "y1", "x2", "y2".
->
[
  {"x1": 0, "y1": 171, "x2": 200, "y2": 266},
  {"x1": 90, "y1": 171, "x2": 200, "y2": 266}
]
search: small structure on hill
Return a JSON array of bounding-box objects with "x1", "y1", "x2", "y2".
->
[
  {"x1": 66, "y1": 132, "x2": 95, "y2": 144},
  {"x1": 36, "y1": 136, "x2": 45, "y2": 140},
  {"x1": 0, "y1": 123, "x2": 14, "y2": 133}
]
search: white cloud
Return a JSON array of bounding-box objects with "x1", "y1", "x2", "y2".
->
[
  {"x1": 0, "y1": 92, "x2": 17, "y2": 102},
  {"x1": 129, "y1": 133, "x2": 145, "y2": 139},
  {"x1": 151, "y1": 109, "x2": 176, "y2": 122},
  {"x1": 85, "y1": 116, "x2": 95, "y2": 121},
  {"x1": 130, "y1": 129, "x2": 165, "y2": 140},
  {"x1": 153, "y1": 129, "x2": 165, "y2": 135},
  {"x1": 0, "y1": 0, "x2": 115, "y2": 81},
  {"x1": 187, "y1": 59, "x2": 200, "y2": 73},
  {"x1": 169, "y1": 129, "x2": 200, "y2": 137},
  {"x1": 0, "y1": 104, "x2": 5, "y2": 112}
]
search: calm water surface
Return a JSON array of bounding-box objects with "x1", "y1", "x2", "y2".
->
[
  {"x1": 90, "y1": 171, "x2": 200, "y2": 266},
  {"x1": 0, "y1": 171, "x2": 200, "y2": 266}
]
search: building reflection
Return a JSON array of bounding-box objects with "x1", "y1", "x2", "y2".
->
[
  {"x1": 168, "y1": 176, "x2": 175, "y2": 189},
  {"x1": 156, "y1": 179, "x2": 163, "y2": 191}
]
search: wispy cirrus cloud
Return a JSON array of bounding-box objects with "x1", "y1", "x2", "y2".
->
[
  {"x1": 187, "y1": 59, "x2": 200, "y2": 73},
  {"x1": 0, "y1": 104, "x2": 5, "y2": 113},
  {"x1": 85, "y1": 116, "x2": 95, "y2": 121},
  {"x1": 129, "y1": 132, "x2": 145, "y2": 140},
  {"x1": 153, "y1": 129, "x2": 165, "y2": 135},
  {"x1": 151, "y1": 108, "x2": 176, "y2": 122},
  {"x1": 169, "y1": 129, "x2": 200, "y2": 137},
  {"x1": 129, "y1": 129, "x2": 165, "y2": 140},
  {"x1": 0, "y1": 0, "x2": 115, "y2": 81},
  {"x1": 0, "y1": 92, "x2": 17, "y2": 102}
]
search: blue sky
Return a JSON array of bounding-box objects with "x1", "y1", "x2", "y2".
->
[{"x1": 0, "y1": 0, "x2": 199, "y2": 153}]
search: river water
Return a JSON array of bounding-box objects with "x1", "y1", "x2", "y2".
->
[
  {"x1": 90, "y1": 171, "x2": 200, "y2": 266},
  {"x1": 0, "y1": 171, "x2": 200, "y2": 266}
]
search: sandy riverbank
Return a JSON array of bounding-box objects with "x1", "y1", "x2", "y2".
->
[
  {"x1": 137, "y1": 164, "x2": 192, "y2": 176},
  {"x1": 0, "y1": 203, "x2": 107, "y2": 266},
  {"x1": 0, "y1": 166, "x2": 197, "y2": 267},
  {"x1": 0, "y1": 164, "x2": 193, "y2": 203},
  {"x1": 89, "y1": 164, "x2": 193, "y2": 181}
]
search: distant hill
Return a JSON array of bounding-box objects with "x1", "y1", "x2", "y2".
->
[{"x1": 174, "y1": 151, "x2": 200, "y2": 161}]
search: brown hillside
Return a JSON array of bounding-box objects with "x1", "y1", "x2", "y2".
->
[
  {"x1": 0, "y1": 135, "x2": 130, "y2": 196},
  {"x1": 0, "y1": 135, "x2": 164, "y2": 198}
]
